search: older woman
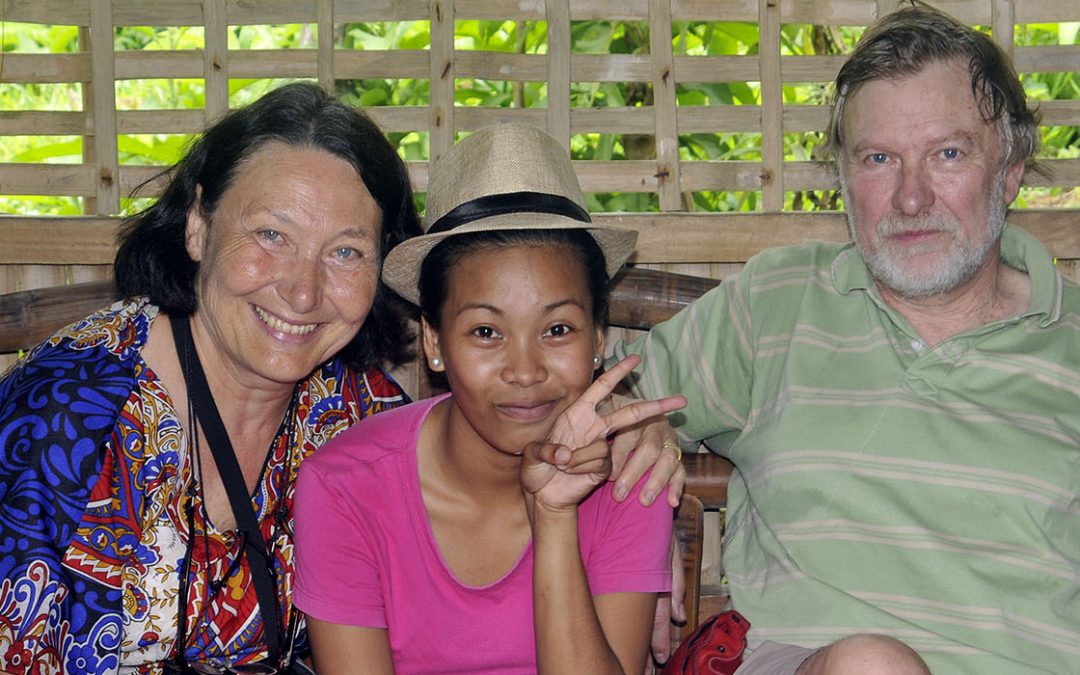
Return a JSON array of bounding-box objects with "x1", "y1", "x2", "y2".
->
[
  {"x1": 0, "y1": 82, "x2": 419, "y2": 674},
  {"x1": 0, "y1": 83, "x2": 684, "y2": 674}
]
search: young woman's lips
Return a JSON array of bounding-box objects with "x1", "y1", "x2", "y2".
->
[{"x1": 496, "y1": 400, "x2": 557, "y2": 422}]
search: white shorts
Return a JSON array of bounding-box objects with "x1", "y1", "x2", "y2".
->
[{"x1": 734, "y1": 641, "x2": 819, "y2": 675}]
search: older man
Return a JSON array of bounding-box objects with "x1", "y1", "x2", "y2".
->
[{"x1": 618, "y1": 4, "x2": 1079, "y2": 674}]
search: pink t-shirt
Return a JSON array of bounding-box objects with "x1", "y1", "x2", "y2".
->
[{"x1": 294, "y1": 394, "x2": 673, "y2": 674}]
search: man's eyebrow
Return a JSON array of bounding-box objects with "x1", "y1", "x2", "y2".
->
[
  {"x1": 848, "y1": 129, "x2": 981, "y2": 155},
  {"x1": 926, "y1": 130, "x2": 980, "y2": 147}
]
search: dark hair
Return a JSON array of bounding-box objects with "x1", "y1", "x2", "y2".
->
[
  {"x1": 827, "y1": 2, "x2": 1040, "y2": 169},
  {"x1": 418, "y1": 229, "x2": 610, "y2": 331},
  {"x1": 114, "y1": 82, "x2": 421, "y2": 369}
]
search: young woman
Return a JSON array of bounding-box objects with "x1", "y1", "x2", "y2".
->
[{"x1": 293, "y1": 123, "x2": 686, "y2": 673}]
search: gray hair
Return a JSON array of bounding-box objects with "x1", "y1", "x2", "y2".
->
[{"x1": 827, "y1": 2, "x2": 1040, "y2": 169}]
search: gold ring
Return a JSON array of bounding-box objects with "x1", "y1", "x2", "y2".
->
[{"x1": 663, "y1": 441, "x2": 682, "y2": 462}]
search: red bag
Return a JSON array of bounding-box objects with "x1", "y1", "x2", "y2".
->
[{"x1": 661, "y1": 610, "x2": 750, "y2": 675}]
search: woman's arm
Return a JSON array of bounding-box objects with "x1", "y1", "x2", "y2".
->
[
  {"x1": 1, "y1": 340, "x2": 137, "y2": 674},
  {"x1": 531, "y1": 503, "x2": 657, "y2": 673},
  {"x1": 306, "y1": 619, "x2": 395, "y2": 675},
  {"x1": 596, "y1": 593, "x2": 662, "y2": 670},
  {"x1": 523, "y1": 356, "x2": 681, "y2": 673}
]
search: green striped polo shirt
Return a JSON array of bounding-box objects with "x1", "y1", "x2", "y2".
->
[{"x1": 615, "y1": 226, "x2": 1080, "y2": 674}]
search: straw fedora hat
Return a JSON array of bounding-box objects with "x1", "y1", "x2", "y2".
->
[{"x1": 382, "y1": 123, "x2": 638, "y2": 306}]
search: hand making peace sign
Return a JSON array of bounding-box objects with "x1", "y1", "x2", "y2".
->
[{"x1": 520, "y1": 354, "x2": 687, "y2": 514}]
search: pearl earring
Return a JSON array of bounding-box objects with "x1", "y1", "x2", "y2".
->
[
  {"x1": 431, "y1": 357, "x2": 442, "y2": 369},
  {"x1": 592, "y1": 355, "x2": 602, "y2": 368}
]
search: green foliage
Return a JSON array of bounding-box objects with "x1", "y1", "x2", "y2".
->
[
  {"x1": 0, "y1": 195, "x2": 82, "y2": 216},
  {"x1": 343, "y1": 21, "x2": 430, "y2": 51},
  {"x1": 2, "y1": 22, "x2": 79, "y2": 52},
  {"x1": 115, "y1": 25, "x2": 205, "y2": 50},
  {"x1": 1, "y1": 18, "x2": 1076, "y2": 215},
  {"x1": 1014, "y1": 22, "x2": 1079, "y2": 207}
]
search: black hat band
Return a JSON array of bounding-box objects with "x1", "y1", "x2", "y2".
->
[{"x1": 426, "y1": 191, "x2": 591, "y2": 235}]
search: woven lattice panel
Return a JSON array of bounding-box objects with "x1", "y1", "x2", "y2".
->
[{"x1": 1, "y1": 0, "x2": 1077, "y2": 275}]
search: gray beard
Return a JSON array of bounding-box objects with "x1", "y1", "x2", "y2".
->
[{"x1": 843, "y1": 174, "x2": 1009, "y2": 299}]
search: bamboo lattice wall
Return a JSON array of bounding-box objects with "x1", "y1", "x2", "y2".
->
[{"x1": 2, "y1": 0, "x2": 1079, "y2": 307}]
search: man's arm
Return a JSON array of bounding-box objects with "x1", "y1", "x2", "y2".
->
[{"x1": 611, "y1": 279, "x2": 752, "y2": 445}]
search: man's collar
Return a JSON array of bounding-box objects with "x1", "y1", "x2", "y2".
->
[
  {"x1": 998, "y1": 225, "x2": 1062, "y2": 326},
  {"x1": 831, "y1": 242, "x2": 872, "y2": 295}
]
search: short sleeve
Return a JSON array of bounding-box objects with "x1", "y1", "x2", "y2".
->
[
  {"x1": 581, "y1": 478, "x2": 674, "y2": 597},
  {"x1": 613, "y1": 273, "x2": 754, "y2": 445},
  {"x1": 292, "y1": 459, "x2": 388, "y2": 628}
]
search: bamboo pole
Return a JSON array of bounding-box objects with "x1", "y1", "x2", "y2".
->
[
  {"x1": 204, "y1": 0, "x2": 229, "y2": 120},
  {"x1": 88, "y1": 0, "x2": 119, "y2": 215},
  {"x1": 650, "y1": 0, "x2": 682, "y2": 212},
  {"x1": 428, "y1": 0, "x2": 455, "y2": 165},
  {"x1": 317, "y1": 0, "x2": 336, "y2": 89},
  {"x1": 758, "y1": 0, "x2": 783, "y2": 210},
  {"x1": 992, "y1": 0, "x2": 1017, "y2": 61},
  {"x1": 545, "y1": 0, "x2": 572, "y2": 147}
]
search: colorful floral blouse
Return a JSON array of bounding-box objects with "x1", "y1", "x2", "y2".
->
[{"x1": 0, "y1": 299, "x2": 408, "y2": 674}]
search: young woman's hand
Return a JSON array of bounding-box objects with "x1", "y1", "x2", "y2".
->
[{"x1": 520, "y1": 355, "x2": 686, "y2": 515}]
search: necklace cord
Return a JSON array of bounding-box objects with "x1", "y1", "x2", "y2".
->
[{"x1": 170, "y1": 314, "x2": 288, "y2": 667}]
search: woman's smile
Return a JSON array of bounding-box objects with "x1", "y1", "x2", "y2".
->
[{"x1": 253, "y1": 305, "x2": 320, "y2": 336}]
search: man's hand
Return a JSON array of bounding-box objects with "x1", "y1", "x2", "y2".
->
[
  {"x1": 607, "y1": 395, "x2": 687, "y2": 508},
  {"x1": 648, "y1": 533, "x2": 688, "y2": 670}
]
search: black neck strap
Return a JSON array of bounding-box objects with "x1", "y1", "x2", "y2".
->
[
  {"x1": 171, "y1": 314, "x2": 284, "y2": 666},
  {"x1": 426, "y1": 190, "x2": 590, "y2": 235}
]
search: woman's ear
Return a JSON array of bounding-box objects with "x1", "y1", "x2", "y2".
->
[
  {"x1": 421, "y1": 317, "x2": 445, "y2": 372},
  {"x1": 185, "y1": 184, "x2": 208, "y2": 263}
]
